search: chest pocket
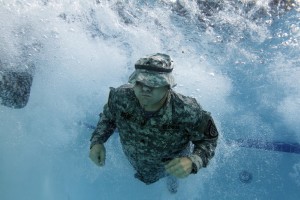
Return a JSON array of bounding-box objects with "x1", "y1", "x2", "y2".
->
[
  {"x1": 152, "y1": 124, "x2": 190, "y2": 149},
  {"x1": 120, "y1": 111, "x2": 134, "y2": 120},
  {"x1": 117, "y1": 111, "x2": 142, "y2": 139},
  {"x1": 117, "y1": 111, "x2": 140, "y2": 125}
]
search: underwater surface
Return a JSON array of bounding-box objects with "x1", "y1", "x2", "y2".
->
[{"x1": 1, "y1": 0, "x2": 300, "y2": 199}]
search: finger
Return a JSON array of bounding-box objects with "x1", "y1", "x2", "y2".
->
[
  {"x1": 165, "y1": 161, "x2": 191, "y2": 178},
  {"x1": 99, "y1": 150, "x2": 105, "y2": 166},
  {"x1": 172, "y1": 169, "x2": 189, "y2": 178},
  {"x1": 165, "y1": 158, "x2": 180, "y2": 169},
  {"x1": 89, "y1": 151, "x2": 103, "y2": 166},
  {"x1": 168, "y1": 167, "x2": 189, "y2": 178},
  {"x1": 168, "y1": 169, "x2": 187, "y2": 178},
  {"x1": 176, "y1": 173, "x2": 189, "y2": 178},
  {"x1": 165, "y1": 163, "x2": 183, "y2": 175}
]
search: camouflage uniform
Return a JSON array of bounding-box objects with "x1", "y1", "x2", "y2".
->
[{"x1": 90, "y1": 53, "x2": 218, "y2": 184}]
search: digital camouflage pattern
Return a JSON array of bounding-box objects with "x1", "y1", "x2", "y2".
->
[
  {"x1": 90, "y1": 84, "x2": 218, "y2": 184},
  {"x1": 135, "y1": 53, "x2": 173, "y2": 71},
  {"x1": 128, "y1": 69, "x2": 176, "y2": 89},
  {"x1": 128, "y1": 53, "x2": 176, "y2": 88}
]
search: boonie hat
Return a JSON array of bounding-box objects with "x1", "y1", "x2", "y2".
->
[{"x1": 128, "y1": 53, "x2": 176, "y2": 88}]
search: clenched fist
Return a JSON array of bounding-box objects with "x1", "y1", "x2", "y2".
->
[
  {"x1": 165, "y1": 157, "x2": 193, "y2": 178},
  {"x1": 89, "y1": 143, "x2": 106, "y2": 166}
]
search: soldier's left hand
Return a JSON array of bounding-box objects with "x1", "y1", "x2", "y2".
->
[{"x1": 164, "y1": 157, "x2": 192, "y2": 178}]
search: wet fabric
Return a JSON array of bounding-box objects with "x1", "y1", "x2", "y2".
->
[
  {"x1": 90, "y1": 84, "x2": 218, "y2": 184},
  {"x1": 128, "y1": 53, "x2": 176, "y2": 88}
]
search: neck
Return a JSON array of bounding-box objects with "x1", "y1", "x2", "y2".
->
[{"x1": 143, "y1": 91, "x2": 169, "y2": 112}]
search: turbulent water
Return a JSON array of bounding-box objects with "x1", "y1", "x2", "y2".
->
[{"x1": 1, "y1": 0, "x2": 300, "y2": 199}]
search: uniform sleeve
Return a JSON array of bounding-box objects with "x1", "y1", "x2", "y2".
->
[
  {"x1": 90, "y1": 89, "x2": 117, "y2": 148},
  {"x1": 189, "y1": 110, "x2": 219, "y2": 174}
]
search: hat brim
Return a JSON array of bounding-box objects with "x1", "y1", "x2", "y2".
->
[{"x1": 128, "y1": 70, "x2": 175, "y2": 88}]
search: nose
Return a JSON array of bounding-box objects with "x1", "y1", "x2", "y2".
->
[{"x1": 141, "y1": 84, "x2": 153, "y2": 92}]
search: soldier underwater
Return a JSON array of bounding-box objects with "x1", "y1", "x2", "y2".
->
[{"x1": 89, "y1": 53, "x2": 219, "y2": 193}]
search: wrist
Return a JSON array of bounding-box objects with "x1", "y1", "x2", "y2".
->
[
  {"x1": 188, "y1": 154, "x2": 203, "y2": 174},
  {"x1": 90, "y1": 141, "x2": 102, "y2": 149}
]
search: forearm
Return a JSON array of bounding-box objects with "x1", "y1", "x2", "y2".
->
[
  {"x1": 90, "y1": 118, "x2": 116, "y2": 148},
  {"x1": 90, "y1": 102, "x2": 116, "y2": 148},
  {"x1": 191, "y1": 137, "x2": 218, "y2": 169},
  {"x1": 190, "y1": 111, "x2": 219, "y2": 173}
]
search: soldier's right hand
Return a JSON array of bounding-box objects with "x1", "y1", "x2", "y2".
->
[{"x1": 89, "y1": 143, "x2": 106, "y2": 166}]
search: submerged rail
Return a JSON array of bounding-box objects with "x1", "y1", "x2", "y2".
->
[{"x1": 227, "y1": 139, "x2": 300, "y2": 154}]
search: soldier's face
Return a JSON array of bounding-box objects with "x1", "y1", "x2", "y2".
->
[{"x1": 133, "y1": 81, "x2": 169, "y2": 110}]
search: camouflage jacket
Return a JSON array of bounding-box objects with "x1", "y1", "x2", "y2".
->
[{"x1": 90, "y1": 84, "x2": 218, "y2": 184}]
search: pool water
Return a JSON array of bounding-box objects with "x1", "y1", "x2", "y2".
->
[{"x1": 1, "y1": 1, "x2": 299, "y2": 199}]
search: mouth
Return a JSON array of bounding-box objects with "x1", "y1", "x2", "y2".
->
[{"x1": 141, "y1": 94, "x2": 151, "y2": 97}]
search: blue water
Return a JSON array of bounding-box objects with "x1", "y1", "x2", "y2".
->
[{"x1": 1, "y1": 1, "x2": 300, "y2": 199}]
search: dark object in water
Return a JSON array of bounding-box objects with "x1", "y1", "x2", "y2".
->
[
  {"x1": 231, "y1": 139, "x2": 300, "y2": 154},
  {"x1": 0, "y1": 69, "x2": 33, "y2": 109},
  {"x1": 239, "y1": 170, "x2": 253, "y2": 184},
  {"x1": 167, "y1": 176, "x2": 178, "y2": 194}
]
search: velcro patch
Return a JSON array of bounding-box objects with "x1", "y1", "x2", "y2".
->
[{"x1": 206, "y1": 120, "x2": 218, "y2": 138}]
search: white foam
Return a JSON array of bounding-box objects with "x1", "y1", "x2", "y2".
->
[
  {"x1": 289, "y1": 162, "x2": 300, "y2": 186},
  {"x1": 1, "y1": 0, "x2": 300, "y2": 199}
]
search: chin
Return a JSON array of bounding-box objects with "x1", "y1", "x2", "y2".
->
[{"x1": 141, "y1": 101, "x2": 150, "y2": 106}]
